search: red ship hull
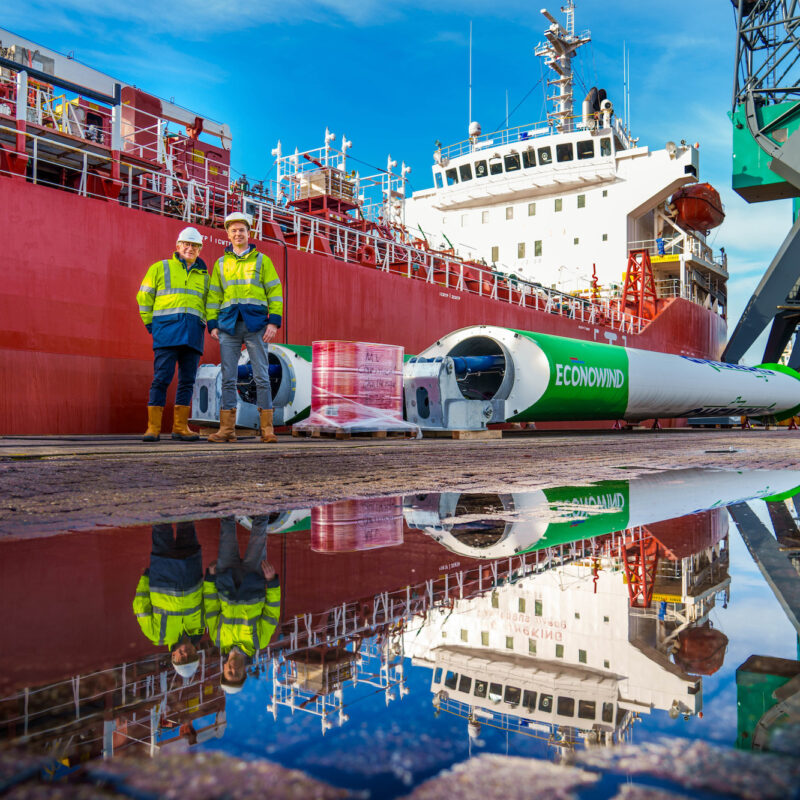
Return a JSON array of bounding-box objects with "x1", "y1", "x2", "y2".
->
[{"x1": 0, "y1": 175, "x2": 726, "y2": 434}]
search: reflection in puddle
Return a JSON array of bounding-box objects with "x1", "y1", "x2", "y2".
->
[{"x1": 1, "y1": 469, "x2": 799, "y2": 796}]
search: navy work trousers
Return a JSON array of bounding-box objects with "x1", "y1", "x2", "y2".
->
[{"x1": 149, "y1": 346, "x2": 201, "y2": 407}]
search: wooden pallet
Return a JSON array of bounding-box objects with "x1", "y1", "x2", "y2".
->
[
  {"x1": 292, "y1": 425, "x2": 418, "y2": 440},
  {"x1": 421, "y1": 428, "x2": 502, "y2": 440}
]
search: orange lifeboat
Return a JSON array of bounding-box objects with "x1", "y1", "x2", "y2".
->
[
  {"x1": 673, "y1": 624, "x2": 729, "y2": 675},
  {"x1": 670, "y1": 183, "x2": 725, "y2": 234}
]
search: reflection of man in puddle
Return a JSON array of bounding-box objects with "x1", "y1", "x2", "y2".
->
[
  {"x1": 204, "y1": 516, "x2": 281, "y2": 695},
  {"x1": 133, "y1": 523, "x2": 204, "y2": 679}
]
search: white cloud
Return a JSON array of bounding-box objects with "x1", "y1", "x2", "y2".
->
[{"x1": 3, "y1": 0, "x2": 534, "y2": 38}]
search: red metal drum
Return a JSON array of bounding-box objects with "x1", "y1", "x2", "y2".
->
[
  {"x1": 311, "y1": 497, "x2": 404, "y2": 553},
  {"x1": 310, "y1": 340, "x2": 405, "y2": 426}
]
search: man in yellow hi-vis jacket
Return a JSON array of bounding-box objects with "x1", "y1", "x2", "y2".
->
[
  {"x1": 137, "y1": 226, "x2": 209, "y2": 442},
  {"x1": 206, "y1": 212, "x2": 283, "y2": 444},
  {"x1": 204, "y1": 516, "x2": 281, "y2": 694},
  {"x1": 133, "y1": 522, "x2": 205, "y2": 681}
]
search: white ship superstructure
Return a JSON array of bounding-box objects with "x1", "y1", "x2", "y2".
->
[
  {"x1": 404, "y1": 524, "x2": 730, "y2": 751},
  {"x1": 404, "y1": 3, "x2": 728, "y2": 313}
]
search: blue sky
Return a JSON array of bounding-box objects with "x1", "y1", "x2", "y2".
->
[{"x1": 3, "y1": 0, "x2": 792, "y2": 360}]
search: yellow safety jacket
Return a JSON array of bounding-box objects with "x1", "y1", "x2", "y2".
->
[
  {"x1": 133, "y1": 574, "x2": 204, "y2": 647},
  {"x1": 206, "y1": 246, "x2": 283, "y2": 335},
  {"x1": 137, "y1": 255, "x2": 209, "y2": 351},
  {"x1": 203, "y1": 577, "x2": 281, "y2": 656}
]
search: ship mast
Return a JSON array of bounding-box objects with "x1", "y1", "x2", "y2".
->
[{"x1": 534, "y1": 2, "x2": 590, "y2": 133}]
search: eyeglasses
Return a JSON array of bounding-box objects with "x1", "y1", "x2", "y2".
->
[{"x1": 178, "y1": 242, "x2": 202, "y2": 249}]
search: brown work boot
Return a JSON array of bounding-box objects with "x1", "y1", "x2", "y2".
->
[
  {"x1": 258, "y1": 408, "x2": 278, "y2": 443},
  {"x1": 208, "y1": 408, "x2": 237, "y2": 443},
  {"x1": 143, "y1": 406, "x2": 164, "y2": 442},
  {"x1": 172, "y1": 405, "x2": 200, "y2": 441}
]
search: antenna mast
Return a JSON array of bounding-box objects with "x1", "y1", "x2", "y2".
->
[
  {"x1": 534, "y1": 1, "x2": 591, "y2": 133},
  {"x1": 469, "y1": 20, "x2": 473, "y2": 127}
]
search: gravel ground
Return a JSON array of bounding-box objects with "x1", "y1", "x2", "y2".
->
[{"x1": 2, "y1": 429, "x2": 800, "y2": 537}]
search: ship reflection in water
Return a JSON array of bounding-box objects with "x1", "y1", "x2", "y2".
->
[{"x1": 1, "y1": 468, "x2": 799, "y2": 797}]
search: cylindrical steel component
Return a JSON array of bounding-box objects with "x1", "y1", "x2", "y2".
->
[
  {"x1": 417, "y1": 325, "x2": 800, "y2": 422},
  {"x1": 404, "y1": 467, "x2": 800, "y2": 560}
]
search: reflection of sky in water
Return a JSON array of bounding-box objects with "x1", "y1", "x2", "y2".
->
[
  {"x1": 202, "y1": 660, "x2": 557, "y2": 796},
  {"x1": 198, "y1": 499, "x2": 800, "y2": 797}
]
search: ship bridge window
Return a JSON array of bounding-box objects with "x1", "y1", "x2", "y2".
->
[
  {"x1": 539, "y1": 693, "x2": 553, "y2": 712},
  {"x1": 577, "y1": 140, "x2": 595, "y2": 159},
  {"x1": 434, "y1": 172, "x2": 443, "y2": 188},
  {"x1": 504, "y1": 153, "x2": 521, "y2": 172},
  {"x1": 523, "y1": 690, "x2": 537, "y2": 711},
  {"x1": 489, "y1": 159, "x2": 503, "y2": 176},
  {"x1": 458, "y1": 675, "x2": 473, "y2": 693},
  {"x1": 557, "y1": 697, "x2": 575, "y2": 717},
  {"x1": 489, "y1": 683, "x2": 503, "y2": 703},
  {"x1": 459, "y1": 163, "x2": 473, "y2": 181},
  {"x1": 538, "y1": 146, "x2": 552, "y2": 165},
  {"x1": 433, "y1": 668, "x2": 442, "y2": 683},
  {"x1": 556, "y1": 143, "x2": 574, "y2": 162},
  {"x1": 475, "y1": 160, "x2": 488, "y2": 178},
  {"x1": 504, "y1": 686, "x2": 522, "y2": 706},
  {"x1": 602, "y1": 703, "x2": 614, "y2": 723},
  {"x1": 578, "y1": 700, "x2": 596, "y2": 720},
  {"x1": 444, "y1": 671, "x2": 458, "y2": 689},
  {"x1": 474, "y1": 680, "x2": 488, "y2": 698},
  {"x1": 523, "y1": 148, "x2": 536, "y2": 168},
  {"x1": 445, "y1": 168, "x2": 459, "y2": 186},
  {"x1": 600, "y1": 137, "x2": 612, "y2": 157}
]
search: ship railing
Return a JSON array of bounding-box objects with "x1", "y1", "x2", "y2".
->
[
  {"x1": 0, "y1": 653, "x2": 222, "y2": 746},
  {"x1": 438, "y1": 114, "x2": 587, "y2": 162},
  {"x1": 244, "y1": 193, "x2": 647, "y2": 334},
  {"x1": 0, "y1": 122, "x2": 646, "y2": 335},
  {"x1": 654, "y1": 278, "x2": 681, "y2": 299},
  {"x1": 437, "y1": 111, "x2": 633, "y2": 162},
  {"x1": 434, "y1": 697, "x2": 562, "y2": 744},
  {"x1": 254, "y1": 534, "x2": 629, "y2": 665},
  {"x1": 0, "y1": 658, "x2": 167, "y2": 739},
  {"x1": 629, "y1": 235, "x2": 717, "y2": 269}
]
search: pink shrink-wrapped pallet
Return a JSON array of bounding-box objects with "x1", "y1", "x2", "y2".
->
[
  {"x1": 293, "y1": 340, "x2": 419, "y2": 436},
  {"x1": 311, "y1": 497, "x2": 404, "y2": 553}
]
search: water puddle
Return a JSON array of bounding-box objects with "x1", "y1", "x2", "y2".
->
[{"x1": 2, "y1": 468, "x2": 799, "y2": 798}]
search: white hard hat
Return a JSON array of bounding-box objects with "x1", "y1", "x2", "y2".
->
[
  {"x1": 173, "y1": 660, "x2": 200, "y2": 679},
  {"x1": 221, "y1": 682, "x2": 244, "y2": 695},
  {"x1": 224, "y1": 212, "x2": 252, "y2": 229},
  {"x1": 177, "y1": 226, "x2": 204, "y2": 245}
]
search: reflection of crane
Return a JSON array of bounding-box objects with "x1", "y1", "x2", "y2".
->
[{"x1": 723, "y1": 1, "x2": 800, "y2": 365}]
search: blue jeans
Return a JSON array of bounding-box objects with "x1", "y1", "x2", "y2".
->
[
  {"x1": 149, "y1": 346, "x2": 201, "y2": 407},
  {"x1": 219, "y1": 318, "x2": 272, "y2": 410},
  {"x1": 151, "y1": 522, "x2": 200, "y2": 558}
]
